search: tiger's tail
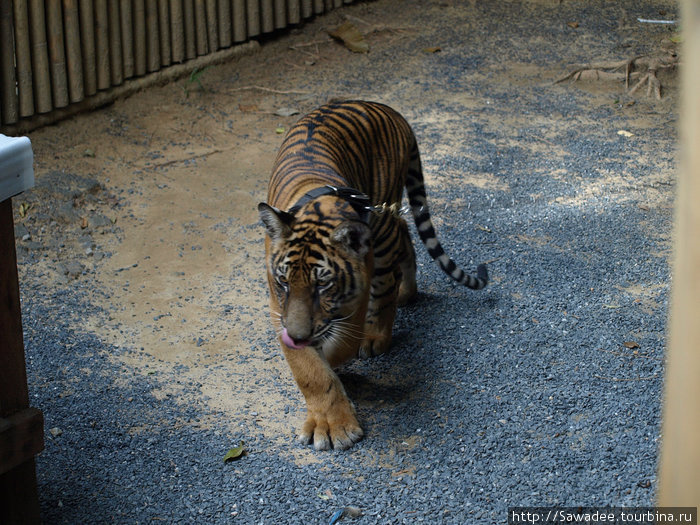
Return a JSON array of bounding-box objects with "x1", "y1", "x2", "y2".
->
[{"x1": 405, "y1": 142, "x2": 488, "y2": 290}]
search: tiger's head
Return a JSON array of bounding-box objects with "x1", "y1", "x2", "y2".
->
[{"x1": 258, "y1": 196, "x2": 373, "y2": 353}]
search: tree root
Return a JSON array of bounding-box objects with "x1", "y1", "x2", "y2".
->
[{"x1": 556, "y1": 51, "x2": 678, "y2": 99}]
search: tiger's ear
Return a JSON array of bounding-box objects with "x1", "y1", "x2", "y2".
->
[
  {"x1": 258, "y1": 203, "x2": 294, "y2": 241},
  {"x1": 330, "y1": 221, "x2": 372, "y2": 258}
]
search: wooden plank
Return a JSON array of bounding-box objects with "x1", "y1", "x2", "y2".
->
[
  {"x1": 13, "y1": 0, "x2": 35, "y2": 118},
  {"x1": 0, "y1": 198, "x2": 28, "y2": 416},
  {"x1": 0, "y1": 0, "x2": 18, "y2": 124},
  {"x1": 0, "y1": 179, "x2": 41, "y2": 525},
  {"x1": 63, "y1": 0, "x2": 85, "y2": 103},
  {"x1": 0, "y1": 461, "x2": 41, "y2": 525},
  {"x1": 658, "y1": 0, "x2": 700, "y2": 507},
  {"x1": 0, "y1": 408, "x2": 44, "y2": 476}
]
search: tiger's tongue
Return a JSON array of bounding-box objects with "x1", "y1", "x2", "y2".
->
[{"x1": 281, "y1": 328, "x2": 310, "y2": 349}]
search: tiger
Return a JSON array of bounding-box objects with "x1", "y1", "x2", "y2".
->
[{"x1": 258, "y1": 100, "x2": 488, "y2": 451}]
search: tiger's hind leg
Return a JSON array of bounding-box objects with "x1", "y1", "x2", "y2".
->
[{"x1": 359, "y1": 217, "x2": 414, "y2": 358}]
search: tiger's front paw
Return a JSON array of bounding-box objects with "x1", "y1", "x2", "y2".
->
[
  {"x1": 298, "y1": 407, "x2": 364, "y2": 451},
  {"x1": 358, "y1": 333, "x2": 391, "y2": 359}
]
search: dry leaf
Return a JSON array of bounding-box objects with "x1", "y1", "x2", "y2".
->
[
  {"x1": 80, "y1": 217, "x2": 89, "y2": 229},
  {"x1": 623, "y1": 341, "x2": 640, "y2": 349},
  {"x1": 328, "y1": 22, "x2": 369, "y2": 53},
  {"x1": 223, "y1": 441, "x2": 246, "y2": 462},
  {"x1": 238, "y1": 104, "x2": 258, "y2": 112},
  {"x1": 567, "y1": 21, "x2": 579, "y2": 28},
  {"x1": 423, "y1": 46, "x2": 442, "y2": 53},
  {"x1": 617, "y1": 130, "x2": 634, "y2": 137}
]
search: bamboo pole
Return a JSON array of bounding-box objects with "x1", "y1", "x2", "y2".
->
[
  {"x1": 183, "y1": 0, "x2": 196, "y2": 59},
  {"x1": 133, "y1": 0, "x2": 147, "y2": 76},
  {"x1": 246, "y1": 0, "x2": 260, "y2": 37},
  {"x1": 205, "y1": 0, "x2": 218, "y2": 52},
  {"x1": 273, "y1": 0, "x2": 285, "y2": 29},
  {"x1": 145, "y1": 0, "x2": 160, "y2": 72},
  {"x1": 301, "y1": 0, "x2": 312, "y2": 19},
  {"x1": 1, "y1": 40, "x2": 259, "y2": 135},
  {"x1": 13, "y1": 0, "x2": 34, "y2": 118},
  {"x1": 28, "y1": 0, "x2": 52, "y2": 113},
  {"x1": 120, "y1": 0, "x2": 135, "y2": 78},
  {"x1": 218, "y1": 0, "x2": 232, "y2": 49},
  {"x1": 194, "y1": 0, "x2": 208, "y2": 55},
  {"x1": 313, "y1": 0, "x2": 324, "y2": 15},
  {"x1": 108, "y1": 0, "x2": 123, "y2": 85},
  {"x1": 260, "y1": 0, "x2": 273, "y2": 33},
  {"x1": 232, "y1": 0, "x2": 246, "y2": 42},
  {"x1": 658, "y1": 0, "x2": 700, "y2": 507},
  {"x1": 46, "y1": 0, "x2": 69, "y2": 107},
  {"x1": 62, "y1": 0, "x2": 84, "y2": 103},
  {"x1": 78, "y1": 0, "x2": 97, "y2": 94},
  {"x1": 158, "y1": 0, "x2": 171, "y2": 66},
  {"x1": 288, "y1": 0, "x2": 300, "y2": 25},
  {"x1": 94, "y1": 0, "x2": 111, "y2": 89},
  {"x1": 170, "y1": 0, "x2": 185, "y2": 63},
  {"x1": 0, "y1": 0, "x2": 18, "y2": 124}
]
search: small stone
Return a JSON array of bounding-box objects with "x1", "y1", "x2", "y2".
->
[{"x1": 49, "y1": 427, "x2": 63, "y2": 438}]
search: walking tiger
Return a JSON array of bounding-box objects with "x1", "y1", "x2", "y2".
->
[{"x1": 258, "y1": 100, "x2": 488, "y2": 450}]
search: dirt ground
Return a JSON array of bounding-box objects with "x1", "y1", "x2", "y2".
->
[{"x1": 16, "y1": 0, "x2": 678, "y2": 473}]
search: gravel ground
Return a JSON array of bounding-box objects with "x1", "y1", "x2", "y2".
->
[{"x1": 15, "y1": 0, "x2": 677, "y2": 523}]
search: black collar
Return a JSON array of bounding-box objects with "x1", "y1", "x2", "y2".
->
[{"x1": 287, "y1": 185, "x2": 372, "y2": 223}]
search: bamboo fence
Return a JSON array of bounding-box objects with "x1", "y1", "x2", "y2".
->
[{"x1": 0, "y1": 0, "x2": 352, "y2": 132}]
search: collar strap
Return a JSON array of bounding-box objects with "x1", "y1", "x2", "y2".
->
[{"x1": 288, "y1": 185, "x2": 372, "y2": 223}]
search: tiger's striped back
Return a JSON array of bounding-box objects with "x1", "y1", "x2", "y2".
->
[{"x1": 267, "y1": 100, "x2": 488, "y2": 290}]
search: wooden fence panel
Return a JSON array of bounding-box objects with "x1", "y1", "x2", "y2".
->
[{"x1": 0, "y1": 0, "x2": 355, "y2": 130}]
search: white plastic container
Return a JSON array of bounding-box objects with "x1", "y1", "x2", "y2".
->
[{"x1": 0, "y1": 134, "x2": 34, "y2": 202}]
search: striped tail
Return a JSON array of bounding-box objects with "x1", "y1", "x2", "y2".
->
[{"x1": 405, "y1": 142, "x2": 488, "y2": 290}]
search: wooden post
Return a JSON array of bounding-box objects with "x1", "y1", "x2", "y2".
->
[
  {"x1": 658, "y1": 0, "x2": 700, "y2": 507},
  {"x1": 0, "y1": 198, "x2": 42, "y2": 524}
]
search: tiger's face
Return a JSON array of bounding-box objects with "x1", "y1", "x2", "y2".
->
[{"x1": 258, "y1": 197, "x2": 373, "y2": 354}]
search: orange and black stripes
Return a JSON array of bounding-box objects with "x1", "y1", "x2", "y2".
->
[{"x1": 267, "y1": 100, "x2": 487, "y2": 291}]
